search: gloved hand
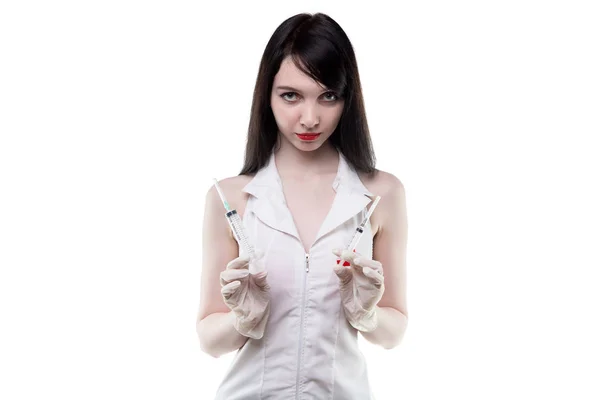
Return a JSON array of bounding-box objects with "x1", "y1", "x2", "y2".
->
[
  {"x1": 332, "y1": 248, "x2": 385, "y2": 332},
  {"x1": 220, "y1": 250, "x2": 271, "y2": 339}
]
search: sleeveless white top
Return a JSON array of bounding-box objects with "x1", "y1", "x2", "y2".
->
[{"x1": 214, "y1": 149, "x2": 376, "y2": 400}]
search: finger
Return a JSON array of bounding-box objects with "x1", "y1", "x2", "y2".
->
[
  {"x1": 249, "y1": 254, "x2": 266, "y2": 273},
  {"x1": 251, "y1": 270, "x2": 270, "y2": 290},
  {"x1": 334, "y1": 249, "x2": 360, "y2": 267},
  {"x1": 333, "y1": 262, "x2": 353, "y2": 285},
  {"x1": 340, "y1": 249, "x2": 359, "y2": 261},
  {"x1": 353, "y1": 256, "x2": 383, "y2": 274},
  {"x1": 220, "y1": 269, "x2": 249, "y2": 286},
  {"x1": 221, "y1": 280, "x2": 241, "y2": 298},
  {"x1": 333, "y1": 248, "x2": 362, "y2": 255},
  {"x1": 346, "y1": 251, "x2": 366, "y2": 272},
  {"x1": 333, "y1": 249, "x2": 347, "y2": 266},
  {"x1": 226, "y1": 255, "x2": 251, "y2": 270},
  {"x1": 362, "y1": 266, "x2": 384, "y2": 286}
]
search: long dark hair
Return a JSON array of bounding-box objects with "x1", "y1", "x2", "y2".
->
[{"x1": 239, "y1": 12, "x2": 377, "y2": 177}]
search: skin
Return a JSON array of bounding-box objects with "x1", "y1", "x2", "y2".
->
[
  {"x1": 196, "y1": 56, "x2": 408, "y2": 357},
  {"x1": 270, "y1": 56, "x2": 347, "y2": 253}
]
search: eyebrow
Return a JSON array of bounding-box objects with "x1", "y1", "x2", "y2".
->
[{"x1": 275, "y1": 85, "x2": 330, "y2": 93}]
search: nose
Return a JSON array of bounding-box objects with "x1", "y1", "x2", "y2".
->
[{"x1": 300, "y1": 102, "x2": 320, "y2": 130}]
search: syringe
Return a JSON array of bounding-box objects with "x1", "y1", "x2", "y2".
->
[
  {"x1": 213, "y1": 178, "x2": 256, "y2": 259},
  {"x1": 346, "y1": 195, "x2": 381, "y2": 251}
]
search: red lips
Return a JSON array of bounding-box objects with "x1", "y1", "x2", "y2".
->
[{"x1": 296, "y1": 133, "x2": 321, "y2": 141}]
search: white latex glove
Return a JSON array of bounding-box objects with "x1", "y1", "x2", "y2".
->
[
  {"x1": 220, "y1": 250, "x2": 271, "y2": 339},
  {"x1": 332, "y1": 248, "x2": 385, "y2": 332}
]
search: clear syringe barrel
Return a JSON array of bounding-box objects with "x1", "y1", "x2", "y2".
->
[
  {"x1": 225, "y1": 209, "x2": 255, "y2": 259},
  {"x1": 346, "y1": 226, "x2": 365, "y2": 251},
  {"x1": 213, "y1": 177, "x2": 256, "y2": 260},
  {"x1": 345, "y1": 195, "x2": 381, "y2": 251}
]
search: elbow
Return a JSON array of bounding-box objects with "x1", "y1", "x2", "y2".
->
[
  {"x1": 380, "y1": 333, "x2": 402, "y2": 350},
  {"x1": 199, "y1": 340, "x2": 221, "y2": 359},
  {"x1": 196, "y1": 319, "x2": 221, "y2": 359},
  {"x1": 382, "y1": 313, "x2": 408, "y2": 350},
  {"x1": 205, "y1": 349, "x2": 222, "y2": 359},
  {"x1": 380, "y1": 334, "x2": 404, "y2": 350},
  {"x1": 381, "y1": 337, "x2": 402, "y2": 350},
  {"x1": 381, "y1": 343, "x2": 396, "y2": 350}
]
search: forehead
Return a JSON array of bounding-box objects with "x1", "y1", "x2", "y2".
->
[{"x1": 273, "y1": 57, "x2": 326, "y2": 93}]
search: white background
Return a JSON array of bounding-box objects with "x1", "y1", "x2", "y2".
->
[{"x1": 1, "y1": 1, "x2": 599, "y2": 399}]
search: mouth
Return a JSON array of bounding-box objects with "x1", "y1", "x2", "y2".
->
[{"x1": 296, "y1": 132, "x2": 321, "y2": 141}]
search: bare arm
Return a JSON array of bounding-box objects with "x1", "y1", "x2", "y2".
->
[
  {"x1": 360, "y1": 175, "x2": 409, "y2": 349},
  {"x1": 197, "y1": 311, "x2": 247, "y2": 358},
  {"x1": 196, "y1": 179, "x2": 249, "y2": 358}
]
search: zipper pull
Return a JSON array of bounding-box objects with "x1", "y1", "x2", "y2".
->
[{"x1": 305, "y1": 253, "x2": 309, "y2": 273}]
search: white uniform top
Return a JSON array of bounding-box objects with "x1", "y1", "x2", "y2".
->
[{"x1": 214, "y1": 149, "x2": 377, "y2": 400}]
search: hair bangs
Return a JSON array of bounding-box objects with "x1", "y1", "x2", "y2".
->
[{"x1": 288, "y1": 37, "x2": 348, "y2": 98}]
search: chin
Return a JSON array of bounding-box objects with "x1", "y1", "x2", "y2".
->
[
  {"x1": 294, "y1": 137, "x2": 326, "y2": 150},
  {"x1": 295, "y1": 144, "x2": 322, "y2": 152}
]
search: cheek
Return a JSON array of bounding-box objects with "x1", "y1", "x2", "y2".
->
[
  {"x1": 271, "y1": 104, "x2": 297, "y2": 129},
  {"x1": 324, "y1": 106, "x2": 344, "y2": 126}
]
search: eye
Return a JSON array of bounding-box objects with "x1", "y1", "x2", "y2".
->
[
  {"x1": 281, "y1": 92, "x2": 298, "y2": 102},
  {"x1": 279, "y1": 91, "x2": 339, "y2": 103},
  {"x1": 323, "y1": 92, "x2": 339, "y2": 102}
]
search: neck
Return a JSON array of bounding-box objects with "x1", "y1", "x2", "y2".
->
[{"x1": 274, "y1": 134, "x2": 339, "y2": 180}]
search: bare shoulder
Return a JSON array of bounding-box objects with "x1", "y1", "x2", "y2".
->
[
  {"x1": 359, "y1": 169, "x2": 406, "y2": 236},
  {"x1": 208, "y1": 174, "x2": 254, "y2": 220},
  {"x1": 360, "y1": 169, "x2": 404, "y2": 195}
]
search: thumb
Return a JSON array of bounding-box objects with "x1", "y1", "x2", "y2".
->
[
  {"x1": 252, "y1": 269, "x2": 270, "y2": 290},
  {"x1": 333, "y1": 262, "x2": 353, "y2": 286}
]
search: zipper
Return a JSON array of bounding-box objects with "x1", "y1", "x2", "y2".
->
[{"x1": 295, "y1": 252, "x2": 310, "y2": 399}]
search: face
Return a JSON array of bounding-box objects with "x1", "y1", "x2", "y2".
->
[{"x1": 270, "y1": 56, "x2": 345, "y2": 152}]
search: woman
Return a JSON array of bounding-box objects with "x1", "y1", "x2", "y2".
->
[{"x1": 197, "y1": 12, "x2": 408, "y2": 399}]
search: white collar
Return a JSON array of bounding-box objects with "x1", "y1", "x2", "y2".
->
[{"x1": 241, "y1": 149, "x2": 375, "y2": 244}]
